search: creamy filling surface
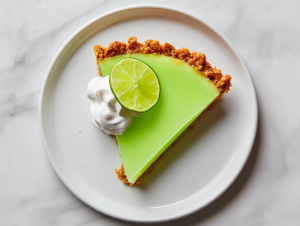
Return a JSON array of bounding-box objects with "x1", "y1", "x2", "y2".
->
[{"x1": 99, "y1": 54, "x2": 220, "y2": 183}]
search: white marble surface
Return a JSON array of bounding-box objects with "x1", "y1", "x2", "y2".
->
[{"x1": 1, "y1": 0, "x2": 300, "y2": 225}]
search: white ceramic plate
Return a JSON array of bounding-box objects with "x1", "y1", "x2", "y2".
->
[{"x1": 39, "y1": 5, "x2": 257, "y2": 223}]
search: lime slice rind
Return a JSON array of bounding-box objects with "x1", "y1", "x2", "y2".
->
[{"x1": 110, "y1": 58, "x2": 160, "y2": 113}]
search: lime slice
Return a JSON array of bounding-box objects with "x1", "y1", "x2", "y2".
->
[{"x1": 109, "y1": 58, "x2": 160, "y2": 113}]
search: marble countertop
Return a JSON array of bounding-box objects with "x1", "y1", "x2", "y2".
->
[{"x1": 1, "y1": 0, "x2": 300, "y2": 225}]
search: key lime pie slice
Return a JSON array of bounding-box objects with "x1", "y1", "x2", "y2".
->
[{"x1": 88, "y1": 37, "x2": 231, "y2": 186}]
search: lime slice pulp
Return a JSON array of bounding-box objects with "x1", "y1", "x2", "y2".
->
[{"x1": 109, "y1": 58, "x2": 160, "y2": 113}]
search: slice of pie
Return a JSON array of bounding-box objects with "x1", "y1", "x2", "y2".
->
[{"x1": 93, "y1": 37, "x2": 231, "y2": 185}]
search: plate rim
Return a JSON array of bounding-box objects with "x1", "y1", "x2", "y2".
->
[{"x1": 38, "y1": 4, "x2": 258, "y2": 223}]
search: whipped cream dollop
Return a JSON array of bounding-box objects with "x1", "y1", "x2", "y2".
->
[{"x1": 87, "y1": 76, "x2": 134, "y2": 135}]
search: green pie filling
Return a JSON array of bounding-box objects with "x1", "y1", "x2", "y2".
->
[{"x1": 99, "y1": 54, "x2": 220, "y2": 183}]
